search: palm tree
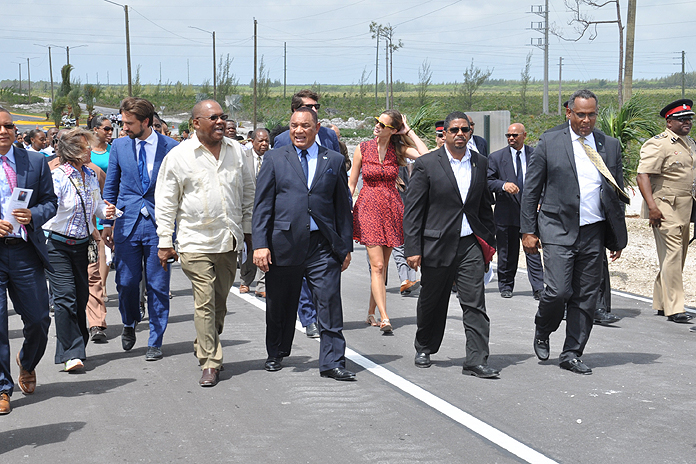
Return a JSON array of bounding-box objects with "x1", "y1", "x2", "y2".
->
[{"x1": 597, "y1": 94, "x2": 661, "y2": 187}]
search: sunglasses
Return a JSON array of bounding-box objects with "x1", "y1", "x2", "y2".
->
[
  {"x1": 196, "y1": 114, "x2": 229, "y2": 122},
  {"x1": 0, "y1": 124, "x2": 15, "y2": 131},
  {"x1": 301, "y1": 104, "x2": 321, "y2": 110},
  {"x1": 447, "y1": 126, "x2": 471, "y2": 134},
  {"x1": 374, "y1": 117, "x2": 395, "y2": 130},
  {"x1": 505, "y1": 133, "x2": 520, "y2": 138},
  {"x1": 101, "y1": 126, "x2": 114, "y2": 131},
  {"x1": 436, "y1": 133, "x2": 444, "y2": 138},
  {"x1": 671, "y1": 116, "x2": 693, "y2": 122}
]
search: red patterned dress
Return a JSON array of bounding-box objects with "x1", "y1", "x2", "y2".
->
[{"x1": 353, "y1": 138, "x2": 404, "y2": 247}]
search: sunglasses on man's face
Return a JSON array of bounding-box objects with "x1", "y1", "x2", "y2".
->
[
  {"x1": 447, "y1": 126, "x2": 471, "y2": 135},
  {"x1": 196, "y1": 114, "x2": 229, "y2": 122},
  {"x1": 671, "y1": 116, "x2": 693, "y2": 123},
  {"x1": 0, "y1": 124, "x2": 15, "y2": 131}
]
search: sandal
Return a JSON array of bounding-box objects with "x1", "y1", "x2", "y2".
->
[
  {"x1": 380, "y1": 318, "x2": 392, "y2": 332},
  {"x1": 366, "y1": 314, "x2": 379, "y2": 327}
]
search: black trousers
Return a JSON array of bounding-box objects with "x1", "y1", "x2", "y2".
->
[
  {"x1": 535, "y1": 222, "x2": 604, "y2": 363},
  {"x1": 495, "y1": 224, "x2": 544, "y2": 293},
  {"x1": 265, "y1": 232, "x2": 346, "y2": 371},
  {"x1": 414, "y1": 235, "x2": 490, "y2": 368},
  {"x1": 46, "y1": 239, "x2": 89, "y2": 364}
]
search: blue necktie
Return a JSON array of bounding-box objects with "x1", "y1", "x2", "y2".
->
[
  {"x1": 300, "y1": 149, "x2": 309, "y2": 183},
  {"x1": 138, "y1": 140, "x2": 150, "y2": 192},
  {"x1": 515, "y1": 150, "x2": 523, "y2": 195}
]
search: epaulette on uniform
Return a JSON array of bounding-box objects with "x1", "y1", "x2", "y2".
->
[{"x1": 654, "y1": 133, "x2": 668, "y2": 139}]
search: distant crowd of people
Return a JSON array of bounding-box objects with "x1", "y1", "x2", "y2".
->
[{"x1": 0, "y1": 88, "x2": 694, "y2": 415}]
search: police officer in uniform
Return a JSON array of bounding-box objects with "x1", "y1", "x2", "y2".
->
[{"x1": 636, "y1": 99, "x2": 696, "y2": 323}]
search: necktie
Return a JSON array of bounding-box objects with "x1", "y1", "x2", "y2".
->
[
  {"x1": 138, "y1": 140, "x2": 150, "y2": 192},
  {"x1": 300, "y1": 149, "x2": 309, "y2": 183},
  {"x1": 1, "y1": 156, "x2": 26, "y2": 238},
  {"x1": 578, "y1": 137, "x2": 629, "y2": 200},
  {"x1": 515, "y1": 150, "x2": 524, "y2": 195},
  {"x1": 256, "y1": 155, "x2": 262, "y2": 177}
]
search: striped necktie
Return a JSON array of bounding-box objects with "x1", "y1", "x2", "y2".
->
[{"x1": 578, "y1": 137, "x2": 629, "y2": 201}]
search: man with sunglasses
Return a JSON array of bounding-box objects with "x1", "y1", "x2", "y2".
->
[
  {"x1": 156, "y1": 100, "x2": 254, "y2": 386},
  {"x1": 404, "y1": 111, "x2": 499, "y2": 378},
  {"x1": 522, "y1": 89, "x2": 628, "y2": 375},
  {"x1": 102, "y1": 97, "x2": 178, "y2": 360},
  {"x1": 636, "y1": 99, "x2": 696, "y2": 326},
  {"x1": 487, "y1": 123, "x2": 544, "y2": 300}
]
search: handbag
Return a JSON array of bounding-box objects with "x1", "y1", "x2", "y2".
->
[{"x1": 62, "y1": 168, "x2": 99, "y2": 264}]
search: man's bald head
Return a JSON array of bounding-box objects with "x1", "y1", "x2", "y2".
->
[{"x1": 505, "y1": 123, "x2": 527, "y2": 151}]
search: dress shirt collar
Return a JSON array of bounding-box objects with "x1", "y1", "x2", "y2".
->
[
  {"x1": 137, "y1": 129, "x2": 158, "y2": 146},
  {"x1": 444, "y1": 144, "x2": 471, "y2": 164},
  {"x1": 569, "y1": 122, "x2": 596, "y2": 147},
  {"x1": 294, "y1": 142, "x2": 318, "y2": 159},
  {"x1": 0, "y1": 145, "x2": 15, "y2": 164}
]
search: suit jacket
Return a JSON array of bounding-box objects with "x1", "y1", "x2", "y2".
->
[
  {"x1": 102, "y1": 132, "x2": 178, "y2": 241},
  {"x1": 404, "y1": 146, "x2": 496, "y2": 268},
  {"x1": 9, "y1": 147, "x2": 58, "y2": 269},
  {"x1": 242, "y1": 146, "x2": 261, "y2": 186},
  {"x1": 472, "y1": 135, "x2": 488, "y2": 157},
  {"x1": 273, "y1": 126, "x2": 340, "y2": 152},
  {"x1": 520, "y1": 125, "x2": 628, "y2": 250},
  {"x1": 487, "y1": 144, "x2": 534, "y2": 228},
  {"x1": 252, "y1": 143, "x2": 353, "y2": 266}
]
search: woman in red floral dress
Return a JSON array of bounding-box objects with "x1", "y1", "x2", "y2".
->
[{"x1": 349, "y1": 110, "x2": 429, "y2": 332}]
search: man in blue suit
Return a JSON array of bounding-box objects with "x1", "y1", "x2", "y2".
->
[
  {"x1": 0, "y1": 108, "x2": 57, "y2": 414},
  {"x1": 102, "y1": 97, "x2": 178, "y2": 360},
  {"x1": 253, "y1": 107, "x2": 356, "y2": 381},
  {"x1": 272, "y1": 89, "x2": 340, "y2": 338}
]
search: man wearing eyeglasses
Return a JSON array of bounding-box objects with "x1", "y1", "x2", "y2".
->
[
  {"x1": 156, "y1": 100, "x2": 254, "y2": 386},
  {"x1": 521, "y1": 89, "x2": 628, "y2": 375},
  {"x1": 102, "y1": 97, "x2": 178, "y2": 361},
  {"x1": 487, "y1": 123, "x2": 544, "y2": 300},
  {"x1": 404, "y1": 111, "x2": 499, "y2": 378},
  {"x1": 636, "y1": 99, "x2": 696, "y2": 326}
]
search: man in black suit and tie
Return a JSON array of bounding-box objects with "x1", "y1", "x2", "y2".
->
[
  {"x1": 487, "y1": 123, "x2": 544, "y2": 299},
  {"x1": 252, "y1": 107, "x2": 355, "y2": 381},
  {"x1": 404, "y1": 111, "x2": 499, "y2": 378},
  {"x1": 521, "y1": 89, "x2": 628, "y2": 375},
  {"x1": 0, "y1": 107, "x2": 58, "y2": 414}
]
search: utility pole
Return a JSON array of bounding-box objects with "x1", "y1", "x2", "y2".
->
[
  {"x1": 48, "y1": 44, "x2": 87, "y2": 67},
  {"x1": 187, "y1": 59, "x2": 190, "y2": 86},
  {"x1": 189, "y1": 26, "x2": 216, "y2": 100},
  {"x1": 370, "y1": 23, "x2": 381, "y2": 107},
  {"x1": 17, "y1": 63, "x2": 22, "y2": 93},
  {"x1": 385, "y1": 39, "x2": 389, "y2": 110},
  {"x1": 104, "y1": 1, "x2": 131, "y2": 95},
  {"x1": 34, "y1": 44, "x2": 55, "y2": 102},
  {"x1": 558, "y1": 57, "x2": 563, "y2": 115},
  {"x1": 623, "y1": 0, "x2": 637, "y2": 102},
  {"x1": 253, "y1": 18, "x2": 258, "y2": 129},
  {"x1": 283, "y1": 42, "x2": 287, "y2": 99},
  {"x1": 530, "y1": 1, "x2": 549, "y2": 114},
  {"x1": 27, "y1": 58, "x2": 31, "y2": 102},
  {"x1": 682, "y1": 51, "x2": 686, "y2": 98}
]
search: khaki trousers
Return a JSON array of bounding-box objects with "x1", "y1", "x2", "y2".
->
[
  {"x1": 180, "y1": 251, "x2": 237, "y2": 370},
  {"x1": 652, "y1": 218, "x2": 690, "y2": 316},
  {"x1": 86, "y1": 260, "x2": 107, "y2": 328}
]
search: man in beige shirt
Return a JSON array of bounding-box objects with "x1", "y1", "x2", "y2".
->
[{"x1": 155, "y1": 100, "x2": 255, "y2": 387}]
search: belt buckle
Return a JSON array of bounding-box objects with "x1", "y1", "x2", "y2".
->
[{"x1": 66, "y1": 238, "x2": 76, "y2": 245}]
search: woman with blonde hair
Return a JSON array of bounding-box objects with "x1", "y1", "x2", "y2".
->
[
  {"x1": 349, "y1": 109, "x2": 429, "y2": 332},
  {"x1": 43, "y1": 127, "x2": 117, "y2": 371}
]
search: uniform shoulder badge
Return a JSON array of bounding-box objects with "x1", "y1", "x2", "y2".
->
[{"x1": 654, "y1": 133, "x2": 667, "y2": 139}]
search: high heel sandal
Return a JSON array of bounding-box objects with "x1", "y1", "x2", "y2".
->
[
  {"x1": 366, "y1": 314, "x2": 379, "y2": 327},
  {"x1": 380, "y1": 318, "x2": 392, "y2": 332}
]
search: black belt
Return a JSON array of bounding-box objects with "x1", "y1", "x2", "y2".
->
[
  {"x1": 45, "y1": 231, "x2": 90, "y2": 245},
  {"x1": 0, "y1": 237, "x2": 25, "y2": 246}
]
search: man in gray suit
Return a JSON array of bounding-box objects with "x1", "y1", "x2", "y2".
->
[{"x1": 521, "y1": 89, "x2": 628, "y2": 375}]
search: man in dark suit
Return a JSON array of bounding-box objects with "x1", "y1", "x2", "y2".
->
[
  {"x1": 467, "y1": 115, "x2": 488, "y2": 157},
  {"x1": 102, "y1": 97, "x2": 178, "y2": 360},
  {"x1": 0, "y1": 107, "x2": 57, "y2": 414},
  {"x1": 487, "y1": 123, "x2": 543, "y2": 299},
  {"x1": 252, "y1": 107, "x2": 355, "y2": 381},
  {"x1": 404, "y1": 111, "x2": 499, "y2": 379},
  {"x1": 521, "y1": 89, "x2": 628, "y2": 375}
]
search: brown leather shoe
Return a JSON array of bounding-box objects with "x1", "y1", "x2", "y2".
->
[
  {"x1": 255, "y1": 291, "x2": 266, "y2": 298},
  {"x1": 239, "y1": 285, "x2": 250, "y2": 294},
  {"x1": 0, "y1": 391, "x2": 10, "y2": 414},
  {"x1": 199, "y1": 368, "x2": 219, "y2": 387},
  {"x1": 16, "y1": 352, "x2": 36, "y2": 395}
]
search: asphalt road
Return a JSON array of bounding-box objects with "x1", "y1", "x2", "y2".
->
[{"x1": 1, "y1": 244, "x2": 694, "y2": 463}]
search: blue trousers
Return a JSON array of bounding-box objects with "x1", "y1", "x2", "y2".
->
[
  {"x1": 114, "y1": 214, "x2": 170, "y2": 348},
  {"x1": 297, "y1": 278, "x2": 316, "y2": 327},
  {"x1": 0, "y1": 241, "x2": 51, "y2": 395}
]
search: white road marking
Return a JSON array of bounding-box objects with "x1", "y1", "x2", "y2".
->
[{"x1": 230, "y1": 286, "x2": 558, "y2": 464}]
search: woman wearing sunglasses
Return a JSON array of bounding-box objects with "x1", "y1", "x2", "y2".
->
[{"x1": 348, "y1": 110, "x2": 429, "y2": 333}]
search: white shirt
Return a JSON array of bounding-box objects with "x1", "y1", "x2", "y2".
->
[
  {"x1": 136, "y1": 129, "x2": 159, "y2": 178},
  {"x1": 511, "y1": 146, "x2": 527, "y2": 180},
  {"x1": 569, "y1": 125, "x2": 604, "y2": 225},
  {"x1": 295, "y1": 143, "x2": 319, "y2": 231},
  {"x1": 445, "y1": 145, "x2": 474, "y2": 237},
  {"x1": 155, "y1": 134, "x2": 255, "y2": 253}
]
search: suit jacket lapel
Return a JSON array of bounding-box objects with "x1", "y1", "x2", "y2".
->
[
  {"x1": 437, "y1": 148, "x2": 464, "y2": 205},
  {"x1": 503, "y1": 147, "x2": 522, "y2": 205},
  {"x1": 149, "y1": 133, "x2": 166, "y2": 193},
  {"x1": 593, "y1": 130, "x2": 608, "y2": 164},
  {"x1": 14, "y1": 148, "x2": 28, "y2": 188},
  {"x1": 284, "y1": 146, "x2": 308, "y2": 189},
  {"x1": 310, "y1": 146, "x2": 329, "y2": 191},
  {"x1": 563, "y1": 128, "x2": 578, "y2": 179}
]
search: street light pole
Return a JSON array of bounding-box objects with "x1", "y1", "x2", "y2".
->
[
  {"x1": 104, "y1": 1, "x2": 132, "y2": 96},
  {"x1": 34, "y1": 44, "x2": 54, "y2": 102},
  {"x1": 189, "y1": 26, "x2": 217, "y2": 101},
  {"x1": 48, "y1": 44, "x2": 87, "y2": 67}
]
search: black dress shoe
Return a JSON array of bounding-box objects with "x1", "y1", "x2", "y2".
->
[
  {"x1": 145, "y1": 346, "x2": 163, "y2": 361},
  {"x1": 414, "y1": 352, "x2": 431, "y2": 368},
  {"x1": 656, "y1": 310, "x2": 665, "y2": 316},
  {"x1": 320, "y1": 367, "x2": 356, "y2": 381},
  {"x1": 667, "y1": 313, "x2": 693, "y2": 323},
  {"x1": 305, "y1": 322, "x2": 320, "y2": 338},
  {"x1": 560, "y1": 358, "x2": 592, "y2": 375},
  {"x1": 533, "y1": 289, "x2": 542, "y2": 301},
  {"x1": 264, "y1": 357, "x2": 283, "y2": 372},
  {"x1": 594, "y1": 309, "x2": 620, "y2": 325},
  {"x1": 122, "y1": 326, "x2": 136, "y2": 351},
  {"x1": 462, "y1": 364, "x2": 499, "y2": 378},
  {"x1": 533, "y1": 338, "x2": 549, "y2": 360},
  {"x1": 500, "y1": 290, "x2": 513, "y2": 298}
]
